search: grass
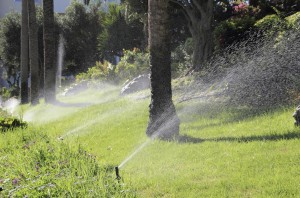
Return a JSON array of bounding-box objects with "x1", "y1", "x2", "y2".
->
[{"x1": 1, "y1": 86, "x2": 300, "y2": 197}]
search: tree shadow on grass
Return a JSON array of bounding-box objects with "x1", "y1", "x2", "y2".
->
[{"x1": 178, "y1": 131, "x2": 300, "y2": 144}]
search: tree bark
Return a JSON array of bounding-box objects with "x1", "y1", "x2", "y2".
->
[
  {"x1": 28, "y1": 0, "x2": 40, "y2": 105},
  {"x1": 190, "y1": 0, "x2": 213, "y2": 71},
  {"x1": 21, "y1": 0, "x2": 29, "y2": 104},
  {"x1": 146, "y1": 0, "x2": 180, "y2": 139},
  {"x1": 43, "y1": 0, "x2": 56, "y2": 103}
]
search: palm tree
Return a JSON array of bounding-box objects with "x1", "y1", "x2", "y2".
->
[
  {"x1": 28, "y1": 0, "x2": 40, "y2": 105},
  {"x1": 20, "y1": 0, "x2": 29, "y2": 104},
  {"x1": 43, "y1": 0, "x2": 56, "y2": 103},
  {"x1": 146, "y1": 0, "x2": 180, "y2": 139}
]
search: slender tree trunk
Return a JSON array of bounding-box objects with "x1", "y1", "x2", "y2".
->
[
  {"x1": 21, "y1": 0, "x2": 29, "y2": 104},
  {"x1": 43, "y1": 0, "x2": 56, "y2": 103},
  {"x1": 191, "y1": 22, "x2": 213, "y2": 71},
  {"x1": 190, "y1": 0, "x2": 213, "y2": 71},
  {"x1": 146, "y1": 0, "x2": 180, "y2": 139},
  {"x1": 28, "y1": 0, "x2": 40, "y2": 105},
  {"x1": 142, "y1": 16, "x2": 148, "y2": 49}
]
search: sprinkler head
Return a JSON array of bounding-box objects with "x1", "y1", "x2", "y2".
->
[
  {"x1": 115, "y1": 166, "x2": 121, "y2": 180},
  {"x1": 0, "y1": 186, "x2": 3, "y2": 191}
]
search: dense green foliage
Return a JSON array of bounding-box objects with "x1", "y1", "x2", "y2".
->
[
  {"x1": 171, "y1": 38, "x2": 193, "y2": 76},
  {"x1": 0, "y1": 12, "x2": 21, "y2": 88},
  {"x1": 76, "y1": 60, "x2": 116, "y2": 82},
  {"x1": 60, "y1": 2, "x2": 102, "y2": 74},
  {"x1": 115, "y1": 48, "x2": 149, "y2": 80},
  {"x1": 98, "y1": 4, "x2": 144, "y2": 62},
  {"x1": 286, "y1": 11, "x2": 300, "y2": 29},
  {"x1": 76, "y1": 48, "x2": 149, "y2": 83},
  {"x1": 0, "y1": 117, "x2": 27, "y2": 131},
  {"x1": 0, "y1": 7, "x2": 60, "y2": 96}
]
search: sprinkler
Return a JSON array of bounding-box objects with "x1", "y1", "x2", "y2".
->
[{"x1": 115, "y1": 166, "x2": 121, "y2": 181}]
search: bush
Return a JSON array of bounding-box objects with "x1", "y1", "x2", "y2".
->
[
  {"x1": 214, "y1": 16, "x2": 256, "y2": 49},
  {"x1": 286, "y1": 11, "x2": 300, "y2": 30},
  {"x1": 76, "y1": 60, "x2": 116, "y2": 83},
  {"x1": 98, "y1": 4, "x2": 144, "y2": 62},
  {"x1": 0, "y1": 87, "x2": 13, "y2": 101},
  {"x1": 171, "y1": 38, "x2": 193, "y2": 77},
  {"x1": 0, "y1": 117, "x2": 27, "y2": 132},
  {"x1": 115, "y1": 48, "x2": 149, "y2": 81},
  {"x1": 60, "y1": 2, "x2": 102, "y2": 74},
  {"x1": 254, "y1": 14, "x2": 287, "y2": 36},
  {"x1": 0, "y1": 12, "x2": 21, "y2": 89}
]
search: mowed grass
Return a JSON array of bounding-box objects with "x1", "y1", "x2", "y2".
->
[{"x1": 1, "y1": 86, "x2": 300, "y2": 197}]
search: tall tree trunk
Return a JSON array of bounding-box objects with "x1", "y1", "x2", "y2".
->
[
  {"x1": 43, "y1": 0, "x2": 56, "y2": 103},
  {"x1": 146, "y1": 0, "x2": 180, "y2": 139},
  {"x1": 28, "y1": 0, "x2": 40, "y2": 105},
  {"x1": 21, "y1": 0, "x2": 29, "y2": 104},
  {"x1": 190, "y1": 0, "x2": 213, "y2": 71}
]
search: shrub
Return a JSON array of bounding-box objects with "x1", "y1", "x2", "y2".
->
[
  {"x1": 214, "y1": 16, "x2": 256, "y2": 49},
  {"x1": 76, "y1": 60, "x2": 116, "y2": 83},
  {"x1": 98, "y1": 4, "x2": 144, "y2": 62},
  {"x1": 171, "y1": 38, "x2": 193, "y2": 77},
  {"x1": 0, "y1": 117, "x2": 27, "y2": 132},
  {"x1": 0, "y1": 12, "x2": 21, "y2": 89},
  {"x1": 254, "y1": 14, "x2": 287, "y2": 35},
  {"x1": 60, "y1": 1, "x2": 102, "y2": 74},
  {"x1": 286, "y1": 11, "x2": 300, "y2": 30},
  {"x1": 115, "y1": 48, "x2": 149, "y2": 81},
  {"x1": 0, "y1": 87, "x2": 13, "y2": 101}
]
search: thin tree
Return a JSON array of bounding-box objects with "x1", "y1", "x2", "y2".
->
[
  {"x1": 43, "y1": 0, "x2": 56, "y2": 103},
  {"x1": 146, "y1": 0, "x2": 180, "y2": 139},
  {"x1": 170, "y1": 0, "x2": 214, "y2": 71},
  {"x1": 28, "y1": 0, "x2": 40, "y2": 105},
  {"x1": 20, "y1": 0, "x2": 29, "y2": 104},
  {"x1": 125, "y1": 0, "x2": 214, "y2": 71}
]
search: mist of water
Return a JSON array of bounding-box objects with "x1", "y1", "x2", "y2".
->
[
  {"x1": 57, "y1": 34, "x2": 65, "y2": 88},
  {"x1": 23, "y1": 84, "x2": 120, "y2": 123},
  {"x1": 117, "y1": 28, "x2": 300, "y2": 170},
  {"x1": 2, "y1": 98, "x2": 20, "y2": 115},
  {"x1": 178, "y1": 29, "x2": 300, "y2": 107},
  {"x1": 118, "y1": 139, "x2": 151, "y2": 169},
  {"x1": 118, "y1": 111, "x2": 179, "y2": 169},
  {"x1": 60, "y1": 105, "x2": 127, "y2": 139}
]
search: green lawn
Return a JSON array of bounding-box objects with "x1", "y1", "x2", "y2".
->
[{"x1": 1, "y1": 86, "x2": 300, "y2": 197}]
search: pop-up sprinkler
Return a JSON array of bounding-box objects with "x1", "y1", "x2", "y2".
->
[{"x1": 115, "y1": 166, "x2": 121, "y2": 181}]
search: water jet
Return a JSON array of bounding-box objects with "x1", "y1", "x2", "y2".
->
[{"x1": 57, "y1": 34, "x2": 65, "y2": 89}]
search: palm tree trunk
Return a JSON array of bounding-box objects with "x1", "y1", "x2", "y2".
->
[
  {"x1": 28, "y1": 0, "x2": 40, "y2": 105},
  {"x1": 43, "y1": 0, "x2": 56, "y2": 103},
  {"x1": 21, "y1": 0, "x2": 29, "y2": 104},
  {"x1": 146, "y1": 0, "x2": 180, "y2": 139}
]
